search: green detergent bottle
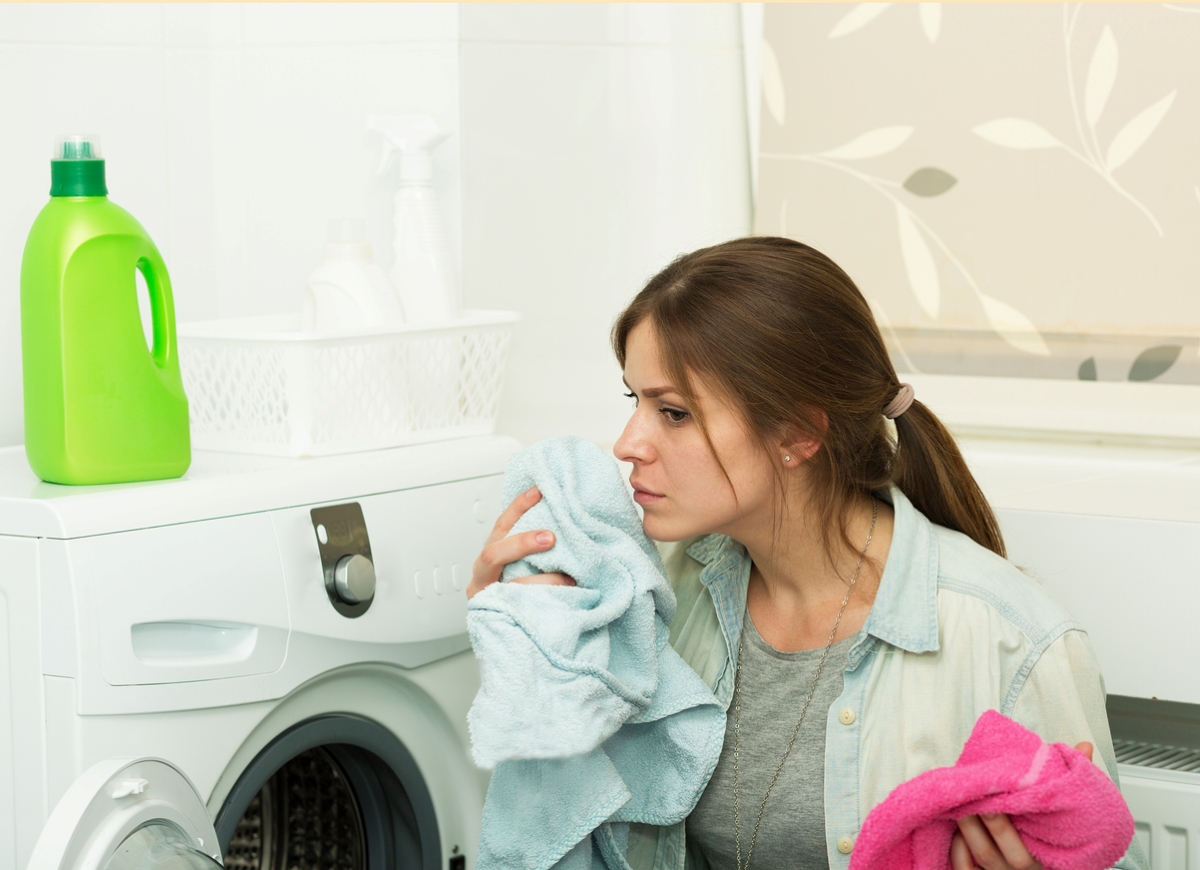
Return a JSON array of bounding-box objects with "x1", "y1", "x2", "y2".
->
[{"x1": 20, "y1": 135, "x2": 190, "y2": 485}]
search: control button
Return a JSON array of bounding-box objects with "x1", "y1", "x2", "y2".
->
[
  {"x1": 472, "y1": 499, "x2": 486, "y2": 523},
  {"x1": 838, "y1": 837, "x2": 854, "y2": 854},
  {"x1": 414, "y1": 571, "x2": 427, "y2": 599},
  {"x1": 434, "y1": 567, "x2": 445, "y2": 595},
  {"x1": 334, "y1": 554, "x2": 376, "y2": 604},
  {"x1": 839, "y1": 708, "x2": 856, "y2": 726},
  {"x1": 452, "y1": 564, "x2": 463, "y2": 591}
]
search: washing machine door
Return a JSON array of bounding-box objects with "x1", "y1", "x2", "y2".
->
[{"x1": 27, "y1": 758, "x2": 223, "y2": 870}]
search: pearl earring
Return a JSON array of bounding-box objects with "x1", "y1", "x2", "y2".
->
[{"x1": 784, "y1": 456, "x2": 791, "y2": 463}]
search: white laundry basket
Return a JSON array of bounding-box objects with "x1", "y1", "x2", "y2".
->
[{"x1": 178, "y1": 309, "x2": 517, "y2": 457}]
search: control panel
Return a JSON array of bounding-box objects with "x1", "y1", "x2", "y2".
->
[{"x1": 310, "y1": 503, "x2": 376, "y2": 618}]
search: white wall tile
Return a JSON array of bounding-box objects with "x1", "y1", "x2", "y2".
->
[
  {"x1": 240, "y1": 3, "x2": 458, "y2": 47},
  {"x1": 625, "y1": 44, "x2": 751, "y2": 282},
  {"x1": 461, "y1": 26, "x2": 752, "y2": 449},
  {"x1": 461, "y1": 41, "x2": 632, "y2": 447},
  {"x1": 162, "y1": 48, "x2": 219, "y2": 322},
  {"x1": 460, "y1": 3, "x2": 627, "y2": 45},
  {"x1": 163, "y1": 5, "x2": 216, "y2": 49},
  {"x1": 626, "y1": 4, "x2": 742, "y2": 48},
  {"x1": 0, "y1": 3, "x2": 163, "y2": 47}
]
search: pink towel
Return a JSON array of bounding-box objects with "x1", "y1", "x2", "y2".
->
[{"x1": 848, "y1": 710, "x2": 1134, "y2": 870}]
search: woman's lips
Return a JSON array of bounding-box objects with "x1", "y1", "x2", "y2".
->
[{"x1": 632, "y1": 488, "x2": 665, "y2": 505}]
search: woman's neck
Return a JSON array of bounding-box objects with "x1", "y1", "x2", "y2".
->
[{"x1": 732, "y1": 489, "x2": 895, "y2": 651}]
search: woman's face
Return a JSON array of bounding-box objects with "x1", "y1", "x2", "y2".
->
[{"x1": 613, "y1": 320, "x2": 779, "y2": 542}]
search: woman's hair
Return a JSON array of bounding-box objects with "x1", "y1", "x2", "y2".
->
[{"x1": 611, "y1": 236, "x2": 1005, "y2": 566}]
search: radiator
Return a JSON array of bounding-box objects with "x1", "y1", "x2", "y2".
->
[{"x1": 1118, "y1": 734, "x2": 1200, "y2": 864}]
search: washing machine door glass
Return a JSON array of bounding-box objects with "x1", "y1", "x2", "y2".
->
[{"x1": 104, "y1": 824, "x2": 224, "y2": 870}]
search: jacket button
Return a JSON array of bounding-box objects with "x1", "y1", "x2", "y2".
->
[
  {"x1": 838, "y1": 708, "x2": 856, "y2": 725},
  {"x1": 838, "y1": 837, "x2": 855, "y2": 854}
]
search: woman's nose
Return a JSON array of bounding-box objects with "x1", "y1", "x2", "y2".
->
[{"x1": 614, "y1": 412, "x2": 652, "y2": 465}]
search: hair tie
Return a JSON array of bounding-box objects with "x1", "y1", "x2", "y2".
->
[{"x1": 883, "y1": 383, "x2": 915, "y2": 419}]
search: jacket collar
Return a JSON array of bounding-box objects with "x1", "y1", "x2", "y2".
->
[{"x1": 683, "y1": 485, "x2": 940, "y2": 657}]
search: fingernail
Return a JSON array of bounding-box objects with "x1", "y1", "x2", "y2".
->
[
  {"x1": 527, "y1": 487, "x2": 540, "y2": 499},
  {"x1": 536, "y1": 532, "x2": 553, "y2": 545}
]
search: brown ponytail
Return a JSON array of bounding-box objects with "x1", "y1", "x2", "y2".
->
[
  {"x1": 892, "y1": 402, "x2": 1005, "y2": 558},
  {"x1": 612, "y1": 236, "x2": 1006, "y2": 566}
]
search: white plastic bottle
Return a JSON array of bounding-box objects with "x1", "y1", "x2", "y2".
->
[
  {"x1": 301, "y1": 219, "x2": 405, "y2": 332},
  {"x1": 366, "y1": 115, "x2": 460, "y2": 324}
]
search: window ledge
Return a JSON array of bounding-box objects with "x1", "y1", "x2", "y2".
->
[{"x1": 906, "y1": 373, "x2": 1200, "y2": 449}]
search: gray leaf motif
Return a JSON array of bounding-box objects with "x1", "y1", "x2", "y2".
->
[
  {"x1": 1128, "y1": 345, "x2": 1182, "y2": 381},
  {"x1": 903, "y1": 168, "x2": 957, "y2": 197},
  {"x1": 1078, "y1": 357, "x2": 1098, "y2": 381}
]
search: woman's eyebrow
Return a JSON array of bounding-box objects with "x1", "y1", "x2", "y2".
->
[{"x1": 622, "y1": 378, "x2": 680, "y2": 399}]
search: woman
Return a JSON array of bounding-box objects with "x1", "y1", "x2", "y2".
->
[{"x1": 468, "y1": 237, "x2": 1146, "y2": 870}]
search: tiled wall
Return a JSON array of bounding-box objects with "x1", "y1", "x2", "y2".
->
[
  {"x1": 0, "y1": 3, "x2": 752, "y2": 451},
  {"x1": 459, "y1": 4, "x2": 751, "y2": 447}
]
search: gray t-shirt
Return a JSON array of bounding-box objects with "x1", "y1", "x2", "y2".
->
[{"x1": 686, "y1": 610, "x2": 853, "y2": 870}]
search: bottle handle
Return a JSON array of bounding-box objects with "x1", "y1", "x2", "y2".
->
[{"x1": 136, "y1": 254, "x2": 174, "y2": 368}]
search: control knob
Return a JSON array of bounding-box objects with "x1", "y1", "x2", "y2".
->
[{"x1": 334, "y1": 554, "x2": 376, "y2": 604}]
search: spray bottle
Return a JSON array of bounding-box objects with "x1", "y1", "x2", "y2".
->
[{"x1": 366, "y1": 115, "x2": 460, "y2": 324}]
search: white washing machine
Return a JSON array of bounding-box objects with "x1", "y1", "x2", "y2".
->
[{"x1": 0, "y1": 434, "x2": 518, "y2": 870}]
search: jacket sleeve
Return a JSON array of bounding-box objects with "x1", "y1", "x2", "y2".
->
[{"x1": 1010, "y1": 628, "x2": 1150, "y2": 870}]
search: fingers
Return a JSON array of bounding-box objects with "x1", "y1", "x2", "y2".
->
[
  {"x1": 467, "y1": 527, "x2": 556, "y2": 600},
  {"x1": 1074, "y1": 741, "x2": 1094, "y2": 762},
  {"x1": 486, "y1": 487, "x2": 542, "y2": 545},
  {"x1": 957, "y1": 814, "x2": 1042, "y2": 870},
  {"x1": 468, "y1": 488, "x2": 556, "y2": 600},
  {"x1": 951, "y1": 830, "x2": 980, "y2": 870}
]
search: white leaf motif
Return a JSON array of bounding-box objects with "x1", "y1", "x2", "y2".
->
[
  {"x1": 821, "y1": 126, "x2": 913, "y2": 160},
  {"x1": 1106, "y1": 90, "x2": 1176, "y2": 172},
  {"x1": 1085, "y1": 26, "x2": 1118, "y2": 128},
  {"x1": 973, "y1": 119, "x2": 1062, "y2": 150},
  {"x1": 761, "y1": 39, "x2": 786, "y2": 127},
  {"x1": 979, "y1": 295, "x2": 1050, "y2": 356},
  {"x1": 919, "y1": 3, "x2": 941, "y2": 43},
  {"x1": 829, "y1": 3, "x2": 892, "y2": 39},
  {"x1": 895, "y1": 205, "x2": 939, "y2": 319}
]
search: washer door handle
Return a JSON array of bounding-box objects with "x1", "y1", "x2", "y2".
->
[{"x1": 334, "y1": 554, "x2": 376, "y2": 604}]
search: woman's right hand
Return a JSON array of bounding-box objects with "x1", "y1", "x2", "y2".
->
[{"x1": 466, "y1": 486, "x2": 577, "y2": 600}]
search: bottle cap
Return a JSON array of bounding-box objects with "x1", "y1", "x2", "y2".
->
[
  {"x1": 54, "y1": 135, "x2": 103, "y2": 160},
  {"x1": 50, "y1": 134, "x2": 107, "y2": 197},
  {"x1": 324, "y1": 218, "x2": 373, "y2": 260}
]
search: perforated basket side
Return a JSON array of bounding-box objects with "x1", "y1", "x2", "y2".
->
[
  {"x1": 179, "y1": 313, "x2": 515, "y2": 457},
  {"x1": 304, "y1": 326, "x2": 513, "y2": 447},
  {"x1": 180, "y1": 341, "x2": 292, "y2": 447},
  {"x1": 459, "y1": 327, "x2": 512, "y2": 423}
]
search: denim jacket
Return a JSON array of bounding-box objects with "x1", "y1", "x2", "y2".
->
[{"x1": 622, "y1": 486, "x2": 1150, "y2": 870}]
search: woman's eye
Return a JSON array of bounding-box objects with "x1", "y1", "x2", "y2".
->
[
  {"x1": 624, "y1": 391, "x2": 638, "y2": 406},
  {"x1": 660, "y1": 407, "x2": 690, "y2": 424}
]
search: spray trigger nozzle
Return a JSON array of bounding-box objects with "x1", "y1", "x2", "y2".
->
[{"x1": 366, "y1": 115, "x2": 448, "y2": 183}]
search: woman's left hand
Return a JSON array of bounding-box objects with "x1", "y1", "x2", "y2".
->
[{"x1": 949, "y1": 742, "x2": 1093, "y2": 870}]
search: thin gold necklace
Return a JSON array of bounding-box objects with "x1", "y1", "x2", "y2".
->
[{"x1": 732, "y1": 496, "x2": 877, "y2": 870}]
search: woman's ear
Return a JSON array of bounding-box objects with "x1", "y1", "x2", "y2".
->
[{"x1": 779, "y1": 410, "x2": 828, "y2": 466}]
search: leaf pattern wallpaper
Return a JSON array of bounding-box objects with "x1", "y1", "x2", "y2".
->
[{"x1": 755, "y1": 3, "x2": 1200, "y2": 383}]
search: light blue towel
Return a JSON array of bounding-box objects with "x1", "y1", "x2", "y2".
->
[{"x1": 467, "y1": 436, "x2": 725, "y2": 870}]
